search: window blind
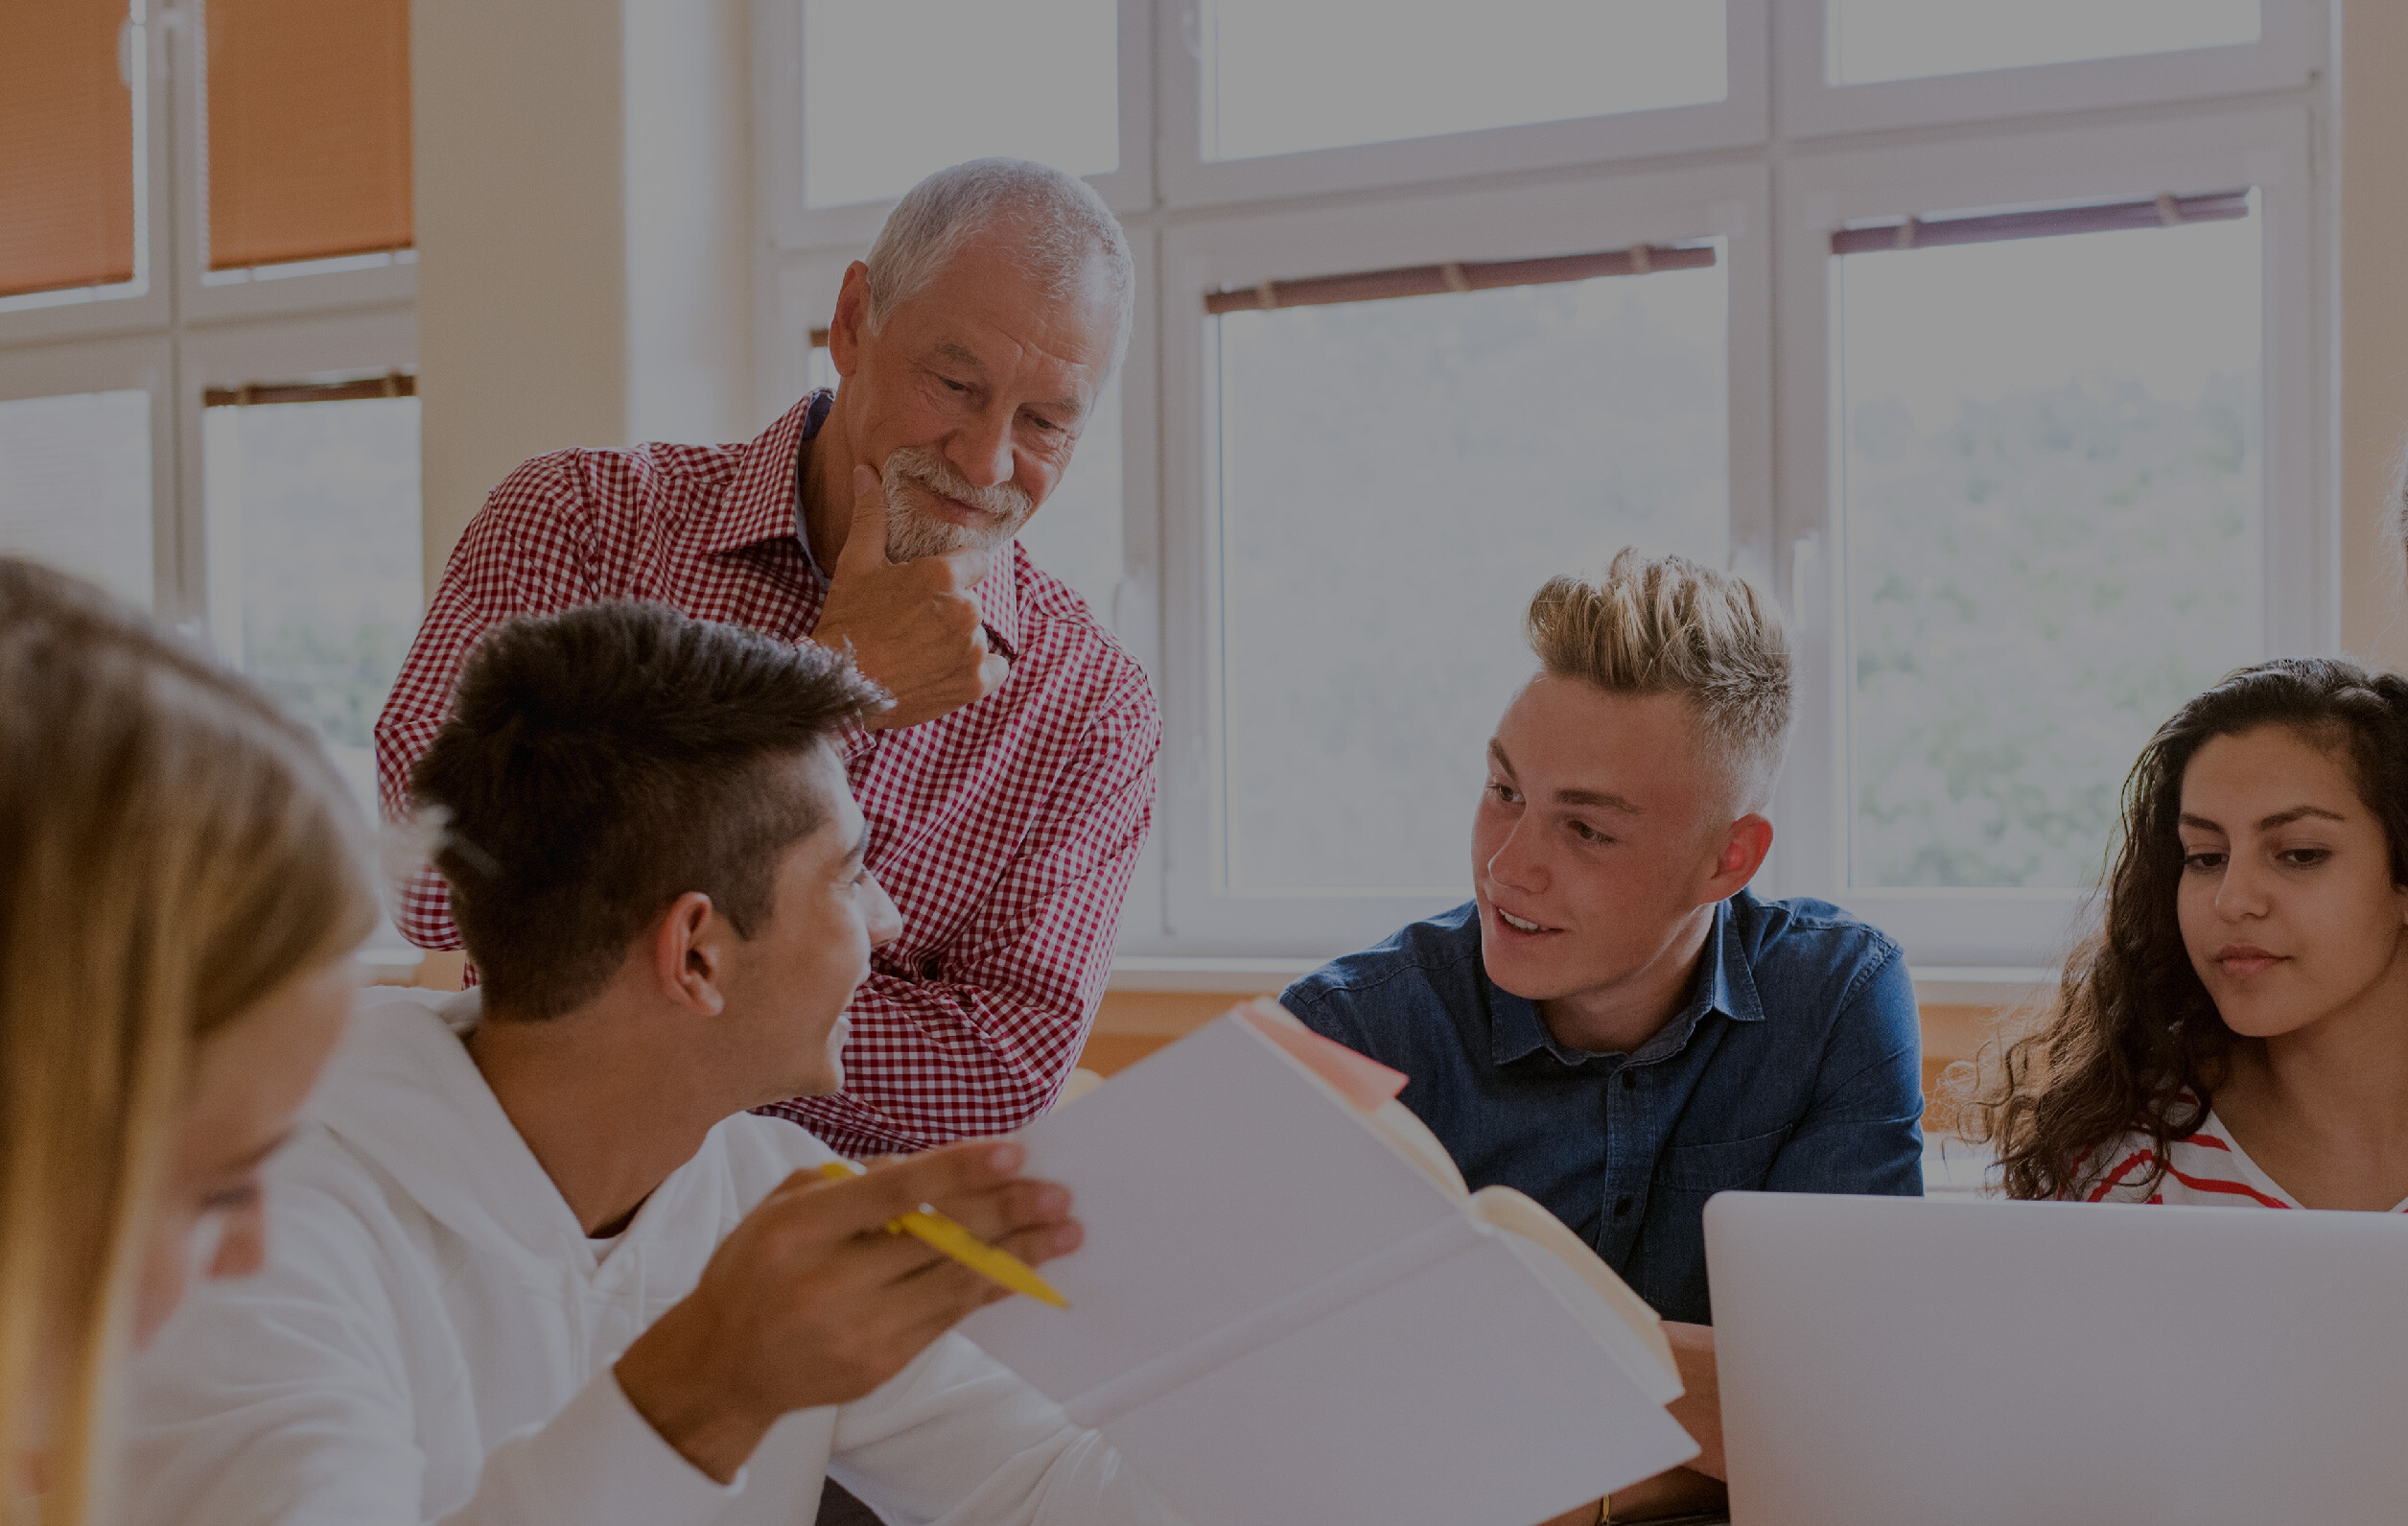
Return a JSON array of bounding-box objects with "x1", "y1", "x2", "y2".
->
[
  {"x1": 205, "y1": 0, "x2": 412, "y2": 270},
  {"x1": 1830, "y1": 190, "x2": 2250, "y2": 256},
  {"x1": 1202, "y1": 243, "x2": 1717, "y2": 317},
  {"x1": 0, "y1": 0, "x2": 136, "y2": 299}
]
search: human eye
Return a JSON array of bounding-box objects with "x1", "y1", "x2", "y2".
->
[
  {"x1": 199, "y1": 1180, "x2": 262, "y2": 1214},
  {"x1": 2279, "y1": 847, "x2": 2332, "y2": 869},
  {"x1": 1485, "y1": 779, "x2": 1522, "y2": 807},
  {"x1": 2181, "y1": 849, "x2": 2226, "y2": 873},
  {"x1": 1567, "y1": 819, "x2": 1611, "y2": 845}
]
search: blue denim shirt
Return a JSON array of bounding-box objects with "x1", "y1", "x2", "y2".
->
[{"x1": 1282, "y1": 891, "x2": 1923, "y2": 1324}]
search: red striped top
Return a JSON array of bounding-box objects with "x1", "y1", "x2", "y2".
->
[{"x1": 2077, "y1": 1110, "x2": 2408, "y2": 1210}]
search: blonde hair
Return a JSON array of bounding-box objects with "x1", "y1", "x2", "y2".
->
[
  {"x1": 1525, "y1": 549, "x2": 1792, "y2": 812},
  {"x1": 0, "y1": 560, "x2": 377, "y2": 1526}
]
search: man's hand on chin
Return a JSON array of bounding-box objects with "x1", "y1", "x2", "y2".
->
[
  {"x1": 812, "y1": 464, "x2": 1011, "y2": 730},
  {"x1": 612, "y1": 1139, "x2": 1079, "y2": 1484}
]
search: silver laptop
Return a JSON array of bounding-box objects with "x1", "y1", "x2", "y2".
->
[{"x1": 1704, "y1": 1191, "x2": 2408, "y2": 1526}]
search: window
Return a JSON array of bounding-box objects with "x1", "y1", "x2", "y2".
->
[
  {"x1": 1827, "y1": 0, "x2": 2260, "y2": 85},
  {"x1": 202, "y1": 378, "x2": 421, "y2": 953},
  {"x1": 0, "y1": 389, "x2": 153, "y2": 607},
  {"x1": 801, "y1": 0, "x2": 1118, "y2": 210},
  {"x1": 1836, "y1": 197, "x2": 2262, "y2": 891},
  {"x1": 0, "y1": 1, "x2": 418, "y2": 967},
  {"x1": 761, "y1": 2, "x2": 2332, "y2": 974},
  {"x1": 1211, "y1": 250, "x2": 1727, "y2": 895},
  {"x1": 1200, "y1": 0, "x2": 1725, "y2": 162},
  {"x1": 200, "y1": 0, "x2": 412, "y2": 276},
  {"x1": 0, "y1": 0, "x2": 147, "y2": 309}
]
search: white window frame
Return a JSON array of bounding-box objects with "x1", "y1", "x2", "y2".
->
[
  {"x1": 758, "y1": 0, "x2": 1155, "y2": 255},
  {"x1": 180, "y1": 306, "x2": 420, "y2": 654},
  {"x1": 0, "y1": 335, "x2": 178, "y2": 613},
  {"x1": 1152, "y1": 165, "x2": 1774, "y2": 955},
  {"x1": 0, "y1": 0, "x2": 173, "y2": 345},
  {"x1": 1155, "y1": 0, "x2": 1771, "y2": 211},
  {"x1": 1778, "y1": 0, "x2": 2327, "y2": 140},
  {"x1": 758, "y1": 0, "x2": 2339, "y2": 975},
  {"x1": 0, "y1": 0, "x2": 415, "y2": 633},
  {"x1": 1768, "y1": 106, "x2": 2327, "y2": 968},
  {"x1": 174, "y1": 0, "x2": 416, "y2": 325}
]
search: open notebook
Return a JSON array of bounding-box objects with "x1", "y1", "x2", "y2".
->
[{"x1": 961, "y1": 999, "x2": 1698, "y2": 1526}]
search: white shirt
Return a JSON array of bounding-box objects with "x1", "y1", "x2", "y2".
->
[
  {"x1": 125, "y1": 988, "x2": 1177, "y2": 1526},
  {"x1": 2080, "y1": 1107, "x2": 2408, "y2": 1210}
]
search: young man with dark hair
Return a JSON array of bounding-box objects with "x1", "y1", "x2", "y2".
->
[
  {"x1": 128, "y1": 602, "x2": 1178, "y2": 1526},
  {"x1": 1287, "y1": 552, "x2": 1923, "y2": 1521}
]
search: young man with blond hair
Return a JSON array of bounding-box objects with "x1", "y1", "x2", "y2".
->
[{"x1": 1286, "y1": 551, "x2": 1922, "y2": 1520}]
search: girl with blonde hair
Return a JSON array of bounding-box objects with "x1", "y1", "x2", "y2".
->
[{"x1": 0, "y1": 559, "x2": 378, "y2": 1524}]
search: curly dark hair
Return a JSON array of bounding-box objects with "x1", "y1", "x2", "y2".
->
[{"x1": 1952, "y1": 656, "x2": 2408, "y2": 1199}]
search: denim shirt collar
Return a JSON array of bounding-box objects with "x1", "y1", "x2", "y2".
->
[{"x1": 1487, "y1": 898, "x2": 1767, "y2": 1069}]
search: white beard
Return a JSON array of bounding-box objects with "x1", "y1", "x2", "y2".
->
[{"x1": 880, "y1": 447, "x2": 1035, "y2": 562}]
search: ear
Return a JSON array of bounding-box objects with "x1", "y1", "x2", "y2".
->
[
  {"x1": 1700, "y1": 814, "x2": 1775, "y2": 904},
  {"x1": 828, "y1": 261, "x2": 872, "y2": 380},
  {"x1": 649, "y1": 891, "x2": 728, "y2": 1018}
]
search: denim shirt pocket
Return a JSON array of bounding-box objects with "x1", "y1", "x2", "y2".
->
[{"x1": 1652, "y1": 1125, "x2": 1791, "y2": 1194}]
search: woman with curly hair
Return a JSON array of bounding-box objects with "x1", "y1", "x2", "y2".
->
[{"x1": 1959, "y1": 656, "x2": 2408, "y2": 1209}]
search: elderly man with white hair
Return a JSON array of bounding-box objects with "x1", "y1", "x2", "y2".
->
[{"x1": 376, "y1": 159, "x2": 1157, "y2": 1160}]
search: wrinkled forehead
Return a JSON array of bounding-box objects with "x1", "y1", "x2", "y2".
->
[{"x1": 907, "y1": 235, "x2": 1123, "y2": 359}]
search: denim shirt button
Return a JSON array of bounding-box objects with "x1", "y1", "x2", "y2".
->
[
  {"x1": 1621, "y1": 1069, "x2": 1638, "y2": 1090},
  {"x1": 1614, "y1": 1194, "x2": 1636, "y2": 1217}
]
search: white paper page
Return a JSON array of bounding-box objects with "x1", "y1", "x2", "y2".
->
[
  {"x1": 1102, "y1": 1232, "x2": 1699, "y2": 1526},
  {"x1": 962, "y1": 1014, "x2": 1466, "y2": 1403}
]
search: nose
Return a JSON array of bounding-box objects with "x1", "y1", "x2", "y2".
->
[
  {"x1": 2214, "y1": 854, "x2": 2273, "y2": 920},
  {"x1": 864, "y1": 871, "x2": 904, "y2": 949},
  {"x1": 1484, "y1": 815, "x2": 1547, "y2": 896},
  {"x1": 947, "y1": 405, "x2": 1016, "y2": 491}
]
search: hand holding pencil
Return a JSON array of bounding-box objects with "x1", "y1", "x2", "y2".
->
[{"x1": 615, "y1": 1139, "x2": 1083, "y2": 1485}]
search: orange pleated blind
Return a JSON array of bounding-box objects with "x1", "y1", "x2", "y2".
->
[
  {"x1": 205, "y1": 0, "x2": 412, "y2": 270},
  {"x1": 0, "y1": 0, "x2": 137, "y2": 298}
]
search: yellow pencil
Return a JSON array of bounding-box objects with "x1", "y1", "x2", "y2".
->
[{"x1": 817, "y1": 1159, "x2": 1070, "y2": 1309}]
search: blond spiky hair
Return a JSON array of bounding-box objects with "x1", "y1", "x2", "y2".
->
[{"x1": 1524, "y1": 549, "x2": 1793, "y2": 812}]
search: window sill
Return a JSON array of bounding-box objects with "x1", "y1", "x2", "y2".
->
[{"x1": 1110, "y1": 956, "x2": 2058, "y2": 1007}]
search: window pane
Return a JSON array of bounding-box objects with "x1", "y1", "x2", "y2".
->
[
  {"x1": 1830, "y1": 0, "x2": 2259, "y2": 85},
  {"x1": 1216, "y1": 263, "x2": 1728, "y2": 894},
  {"x1": 1839, "y1": 212, "x2": 2262, "y2": 889},
  {"x1": 204, "y1": 394, "x2": 420, "y2": 830},
  {"x1": 0, "y1": 390, "x2": 152, "y2": 607},
  {"x1": 205, "y1": 0, "x2": 412, "y2": 270},
  {"x1": 0, "y1": 0, "x2": 136, "y2": 299},
  {"x1": 803, "y1": 0, "x2": 1117, "y2": 209},
  {"x1": 1204, "y1": 0, "x2": 1724, "y2": 163},
  {"x1": 805, "y1": 349, "x2": 1122, "y2": 627}
]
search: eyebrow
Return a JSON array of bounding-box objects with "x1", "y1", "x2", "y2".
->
[
  {"x1": 930, "y1": 340, "x2": 988, "y2": 377},
  {"x1": 929, "y1": 340, "x2": 1087, "y2": 422},
  {"x1": 2180, "y1": 805, "x2": 2350, "y2": 833},
  {"x1": 1487, "y1": 740, "x2": 1645, "y2": 814}
]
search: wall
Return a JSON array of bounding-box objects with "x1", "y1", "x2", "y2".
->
[
  {"x1": 410, "y1": 0, "x2": 755, "y2": 593},
  {"x1": 2340, "y1": 0, "x2": 2408, "y2": 669}
]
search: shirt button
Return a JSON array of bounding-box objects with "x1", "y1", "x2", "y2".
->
[
  {"x1": 1614, "y1": 1194, "x2": 1636, "y2": 1217},
  {"x1": 1621, "y1": 1070, "x2": 1638, "y2": 1090}
]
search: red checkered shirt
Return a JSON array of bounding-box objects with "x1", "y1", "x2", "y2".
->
[{"x1": 374, "y1": 391, "x2": 1160, "y2": 1156}]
